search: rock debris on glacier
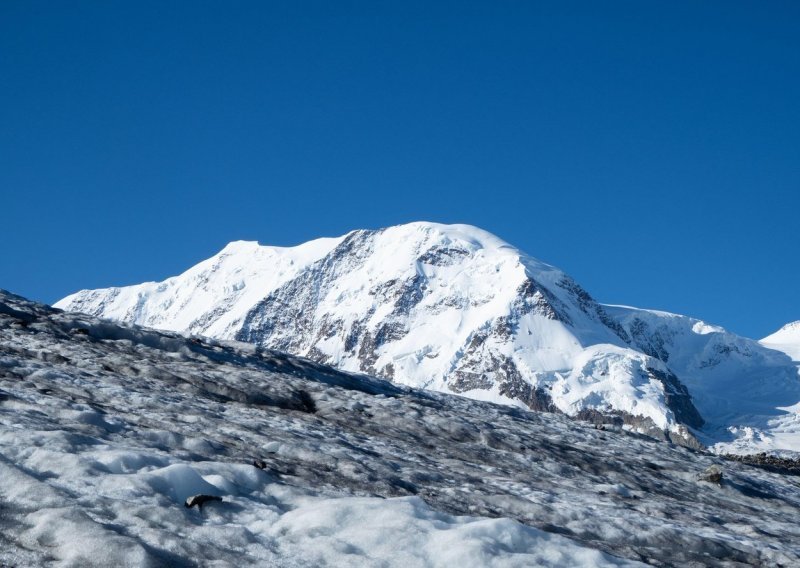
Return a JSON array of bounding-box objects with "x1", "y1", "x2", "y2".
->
[{"x1": 2, "y1": 291, "x2": 800, "y2": 566}]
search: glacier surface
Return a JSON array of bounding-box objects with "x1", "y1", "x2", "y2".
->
[{"x1": 3, "y1": 291, "x2": 800, "y2": 566}]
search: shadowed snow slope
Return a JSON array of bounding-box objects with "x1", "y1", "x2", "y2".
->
[
  {"x1": 55, "y1": 222, "x2": 800, "y2": 453},
  {"x1": 4, "y1": 290, "x2": 800, "y2": 566}
]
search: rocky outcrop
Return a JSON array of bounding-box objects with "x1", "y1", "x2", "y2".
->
[{"x1": 647, "y1": 368, "x2": 704, "y2": 430}]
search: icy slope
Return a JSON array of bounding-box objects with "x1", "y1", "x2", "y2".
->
[
  {"x1": 55, "y1": 222, "x2": 800, "y2": 452},
  {"x1": 4, "y1": 290, "x2": 800, "y2": 566},
  {"x1": 607, "y1": 306, "x2": 800, "y2": 454},
  {"x1": 761, "y1": 321, "x2": 800, "y2": 362}
]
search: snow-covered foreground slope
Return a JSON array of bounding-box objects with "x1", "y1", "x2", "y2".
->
[
  {"x1": 55, "y1": 222, "x2": 800, "y2": 453},
  {"x1": 4, "y1": 291, "x2": 800, "y2": 566}
]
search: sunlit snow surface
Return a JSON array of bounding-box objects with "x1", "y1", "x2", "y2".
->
[
  {"x1": 55, "y1": 222, "x2": 800, "y2": 454},
  {"x1": 3, "y1": 292, "x2": 800, "y2": 566},
  {"x1": 761, "y1": 321, "x2": 800, "y2": 364}
]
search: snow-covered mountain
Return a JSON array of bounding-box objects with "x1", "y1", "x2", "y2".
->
[
  {"x1": 761, "y1": 321, "x2": 800, "y2": 362},
  {"x1": 56, "y1": 222, "x2": 800, "y2": 453},
  {"x1": 4, "y1": 290, "x2": 800, "y2": 566}
]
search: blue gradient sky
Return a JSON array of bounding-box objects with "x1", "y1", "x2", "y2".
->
[{"x1": 1, "y1": 1, "x2": 798, "y2": 339}]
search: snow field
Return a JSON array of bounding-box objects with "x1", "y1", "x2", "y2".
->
[{"x1": 0, "y1": 423, "x2": 638, "y2": 567}]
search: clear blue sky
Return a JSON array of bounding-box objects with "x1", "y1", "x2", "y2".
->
[{"x1": 1, "y1": 1, "x2": 798, "y2": 339}]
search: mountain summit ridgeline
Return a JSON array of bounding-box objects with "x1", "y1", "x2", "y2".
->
[{"x1": 56, "y1": 222, "x2": 800, "y2": 453}]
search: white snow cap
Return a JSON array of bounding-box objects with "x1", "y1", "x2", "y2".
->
[
  {"x1": 761, "y1": 321, "x2": 800, "y2": 362},
  {"x1": 55, "y1": 221, "x2": 800, "y2": 454}
]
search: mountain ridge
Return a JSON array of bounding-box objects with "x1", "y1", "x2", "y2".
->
[{"x1": 55, "y1": 222, "x2": 800, "y2": 454}]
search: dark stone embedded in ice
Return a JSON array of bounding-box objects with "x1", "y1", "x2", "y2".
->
[
  {"x1": 184, "y1": 494, "x2": 223, "y2": 509},
  {"x1": 699, "y1": 465, "x2": 723, "y2": 484}
]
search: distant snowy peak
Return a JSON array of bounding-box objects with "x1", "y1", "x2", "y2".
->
[
  {"x1": 761, "y1": 321, "x2": 800, "y2": 362},
  {"x1": 762, "y1": 320, "x2": 800, "y2": 343},
  {"x1": 58, "y1": 233, "x2": 346, "y2": 338},
  {"x1": 55, "y1": 221, "x2": 800, "y2": 453}
]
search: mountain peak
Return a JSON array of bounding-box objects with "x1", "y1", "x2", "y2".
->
[
  {"x1": 218, "y1": 239, "x2": 261, "y2": 252},
  {"x1": 776, "y1": 320, "x2": 800, "y2": 333},
  {"x1": 383, "y1": 221, "x2": 515, "y2": 249},
  {"x1": 761, "y1": 320, "x2": 800, "y2": 343},
  {"x1": 760, "y1": 320, "x2": 800, "y2": 362},
  {"x1": 54, "y1": 224, "x2": 800, "y2": 454}
]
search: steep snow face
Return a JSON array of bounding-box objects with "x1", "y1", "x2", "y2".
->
[
  {"x1": 4, "y1": 291, "x2": 800, "y2": 566},
  {"x1": 762, "y1": 321, "x2": 800, "y2": 362},
  {"x1": 55, "y1": 222, "x2": 800, "y2": 452},
  {"x1": 607, "y1": 306, "x2": 800, "y2": 454}
]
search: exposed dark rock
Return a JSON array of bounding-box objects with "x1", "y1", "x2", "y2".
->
[
  {"x1": 344, "y1": 321, "x2": 365, "y2": 353},
  {"x1": 499, "y1": 379, "x2": 560, "y2": 413},
  {"x1": 626, "y1": 318, "x2": 672, "y2": 362},
  {"x1": 417, "y1": 245, "x2": 470, "y2": 266},
  {"x1": 357, "y1": 330, "x2": 380, "y2": 375},
  {"x1": 292, "y1": 389, "x2": 317, "y2": 414},
  {"x1": 575, "y1": 409, "x2": 625, "y2": 429},
  {"x1": 515, "y1": 278, "x2": 568, "y2": 322},
  {"x1": 722, "y1": 453, "x2": 800, "y2": 476},
  {"x1": 449, "y1": 339, "x2": 561, "y2": 414},
  {"x1": 556, "y1": 277, "x2": 630, "y2": 343},
  {"x1": 575, "y1": 408, "x2": 704, "y2": 450},
  {"x1": 0, "y1": 301, "x2": 38, "y2": 324},
  {"x1": 389, "y1": 274, "x2": 426, "y2": 317},
  {"x1": 374, "y1": 321, "x2": 407, "y2": 347},
  {"x1": 184, "y1": 494, "x2": 223, "y2": 509},
  {"x1": 699, "y1": 341, "x2": 753, "y2": 369},
  {"x1": 449, "y1": 371, "x2": 494, "y2": 393},
  {"x1": 236, "y1": 231, "x2": 379, "y2": 352},
  {"x1": 699, "y1": 465, "x2": 723, "y2": 483},
  {"x1": 646, "y1": 368, "x2": 704, "y2": 429}
]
